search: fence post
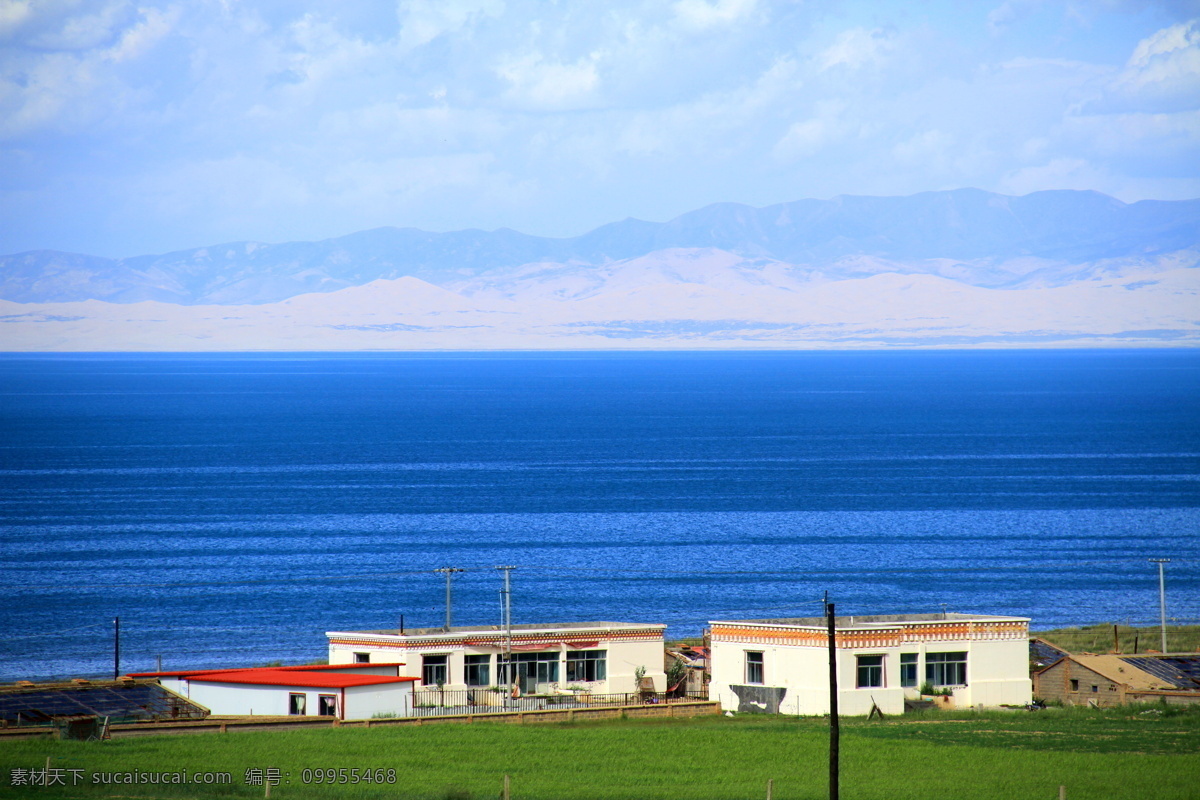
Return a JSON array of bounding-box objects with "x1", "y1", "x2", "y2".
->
[
  {"x1": 502, "y1": 774, "x2": 511, "y2": 800},
  {"x1": 1059, "y1": 787, "x2": 1066, "y2": 800},
  {"x1": 767, "y1": 778, "x2": 774, "y2": 800}
]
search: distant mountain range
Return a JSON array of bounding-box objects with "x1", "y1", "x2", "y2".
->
[
  {"x1": 3, "y1": 188, "x2": 1198, "y2": 305},
  {"x1": 1, "y1": 188, "x2": 1197, "y2": 350}
]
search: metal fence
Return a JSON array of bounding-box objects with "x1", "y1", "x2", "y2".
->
[{"x1": 406, "y1": 688, "x2": 708, "y2": 718}]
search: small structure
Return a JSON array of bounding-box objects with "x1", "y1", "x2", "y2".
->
[
  {"x1": 0, "y1": 679, "x2": 206, "y2": 727},
  {"x1": 664, "y1": 645, "x2": 709, "y2": 697},
  {"x1": 129, "y1": 664, "x2": 416, "y2": 720},
  {"x1": 1034, "y1": 653, "x2": 1200, "y2": 707},
  {"x1": 709, "y1": 613, "x2": 1032, "y2": 716},
  {"x1": 327, "y1": 621, "x2": 666, "y2": 698}
]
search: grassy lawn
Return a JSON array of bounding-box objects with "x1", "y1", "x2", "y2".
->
[{"x1": 2, "y1": 706, "x2": 1198, "y2": 800}]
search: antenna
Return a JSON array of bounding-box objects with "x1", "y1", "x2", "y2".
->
[{"x1": 434, "y1": 568, "x2": 464, "y2": 631}]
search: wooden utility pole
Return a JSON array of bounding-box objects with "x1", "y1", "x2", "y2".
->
[{"x1": 826, "y1": 598, "x2": 839, "y2": 800}]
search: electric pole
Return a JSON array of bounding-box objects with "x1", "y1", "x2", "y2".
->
[
  {"x1": 496, "y1": 566, "x2": 517, "y2": 693},
  {"x1": 825, "y1": 594, "x2": 839, "y2": 800},
  {"x1": 1150, "y1": 558, "x2": 1170, "y2": 653},
  {"x1": 113, "y1": 617, "x2": 120, "y2": 680},
  {"x1": 434, "y1": 568, "x2": 464, "y2": 631}
]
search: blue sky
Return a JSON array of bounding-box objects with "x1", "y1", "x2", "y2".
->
[{"x1": 1, "y1": 0, "x2": 1198, "y2": 257}]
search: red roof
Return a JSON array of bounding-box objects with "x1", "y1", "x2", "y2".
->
[
  {"x1": 127, "y1": 664, "x2": 415, "y2": 689},
  {"x1": 129, "y1": 663, "x2": 406, "y2": 679},
  {"x1": 192, "y1": 670, "x2": 416, "y2": 689}
]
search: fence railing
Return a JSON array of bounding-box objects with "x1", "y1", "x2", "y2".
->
[{"x1": 406, "y1": 688, "x2": 708, "y2": 718}]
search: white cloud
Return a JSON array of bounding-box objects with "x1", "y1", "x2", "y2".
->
[
  {"x1": 496, "y1": 51, "x2": 600, "y2": 109},
  {"x1": 107, "y1": 5, "x2": 177, "y2": 63},
  {"x1": 0, "y1": 0, "x2": 34, "y2": 39},
  {"x1": 1101, "y1": 19, "x2": 1200, "y2": 112},
  {"x1": 817, "y1": 27, "x2": 894, "y2": 71},
  {"x1": 397, "y1": 0, "x2": 504, "y2": 51},
  {"x1": 673, "y1": 0, "x2": 757, "y2": 30}
]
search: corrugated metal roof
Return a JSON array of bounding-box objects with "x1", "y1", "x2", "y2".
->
[
  {"x1": 0, "y1": 681, "x2": 207, "y2": 723},
  {"x1": 1120, "y1": 656, "x2": 1200, "y2": 690}
]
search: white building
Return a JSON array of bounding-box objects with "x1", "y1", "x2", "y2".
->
[
  {"x1": 129, "y1": 664, "x2": 416, "y2": 720},
  {"x1": 709, "y1": 613, "x2": 1032, "y2": 716},
  {"x1": 327, "y1": 621, "x2": 666, "y2": 697}
]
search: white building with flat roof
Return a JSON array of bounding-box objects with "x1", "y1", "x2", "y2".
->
[
  {"x1": 326, "y1": 621, "x2": 666, "y2": 697},
  {"x1": 129, "y1": 664, "x2": 416, "y2": 720},
  {"x1": 709, "y1": 613, "x2": 1032, "y2": 716}
]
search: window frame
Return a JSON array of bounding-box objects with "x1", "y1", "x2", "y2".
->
[
  {"x1": 899, "y1": 653, "x2": 918, "y2": 688},
  {"x1": 422, "y1": 654, "x2": 449, "y2": 686},
  {"x1": 353, "y1": 652, "x2": 370, "y2": 664},
  {"x1": 318, "y1": 694, "x2": 338, "y2": 716},
  {"x1": 565, "y1": 650, "x2": 607, "y2": 683},
  {"x1": 856, "y1": 654, "x2": 885, "y2": 688},
  {"x1": 464, "y1": 654, "x2": 491, "y2": 687},
  {"x1": 925, "y1": 651, "x2": 967, "y2": 687},
  {"x1": 288, "y1": 693, "x2": 307, "y2": 715},
  {"x1": 745, "y1": 651, "x2": 764, "y2": 685}
]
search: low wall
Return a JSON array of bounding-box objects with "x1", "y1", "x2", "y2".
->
[{"x1": 0, "y1": 702, "x2": 720, "y2": 740}]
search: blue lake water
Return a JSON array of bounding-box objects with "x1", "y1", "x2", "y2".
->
[{"x1": 1, "y1": 350, "x2": 1198, "y2": 680}]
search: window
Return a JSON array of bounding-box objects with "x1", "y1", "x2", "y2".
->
[
  {"x1": 925, "y1": 652, "x2": 967, "y2": 687},
  {"x1": 900, "y1": 653, "x2": 918, "y2": 688},
  {"x1": 498, "y1": 652, "x2": 560, "y2": 693},
  {"x1": 288, "y1": 693, "x2": 307, "y2": 715},
  {"x1": 422, "y1": 654, "x2": 449, "y2": 686},
  {"x1": 857, "y1": 655, "x2": 884, "y2": 688},
  {"x1": 318, "y1": 694, "x2": 338, "y2": 716},
  {"x1": 745, "y1": 652, "x2": 764, "y2": 685},
  {"x1": 1091, "y1": 685, "x2": 1098, "y2": 693},
  {"x1": 566, "y1": 650, "x2": 607, "y2": 682},
  {"x1": 1070, "y1": 679, "x2": 1079, "y2": 691},
  {"x1": 354, "y1": 652, "x2": 370, "y2": 664},
  {"x1": 465, "y1": 654, "x2": 491, "y2": 687}
]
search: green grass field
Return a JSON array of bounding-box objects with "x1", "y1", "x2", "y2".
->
[
  {"x1": 1033, "y1": 623, "x2": 1200, "y2": 655},
  {"x1": 3, "y1": 706, "x2": 1198, "y2": 800}
]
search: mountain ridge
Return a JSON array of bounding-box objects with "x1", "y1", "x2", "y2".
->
[{"x1": 3, "y1": 188, "x2": 1197, "y2": 306}]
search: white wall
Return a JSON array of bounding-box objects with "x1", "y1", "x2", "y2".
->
[
  {"x1": 344, "y1": 683, "x2": 414, "y2": 719},
  {"x1": 176, "y1": 680, "x2": 414, "y2": 718},
  {"x1": 329, "y1": 635, "x2": 667, "y2": 694},
  {"x1": 711, "y1": 630, "x2": 1032, "y2": 716}
]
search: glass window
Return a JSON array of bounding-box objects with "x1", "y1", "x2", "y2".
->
[
  {"x1": 1070, "y1": 679, "x2": 1079, "y2": 691},
  {"x1": 498, "y1": 652, "x2": 560, "y2": 693},
  {"x1": 857, "y1": 655, "x2": 884, "y2": 688},
  {"x1": 900, "y1": 653, "x2": 918, "y2": 688},
  {"x1": 566, "y1": 650, "x2": 607, "y2": 682},
  {"x1": 925, "y1": 652, "x2": 967, "y2": 687},
  {"x1": 354, "y1": 652, "x2": 370, "y2": 663},
  {"x1": 746, "y1": 651, "x2": 764, "y2": 684},
  {"x1": 288, "y1": 693, "x2": 306, "y2": 715},
  {"x1": 465, "y1": 654, "x2": 491, "y2": 687},
  {"x1": 422, "y1": 654, "x2": 449, "y2": 686},
  {"x1": 318, "y1": 694, "x2": 337, "y2": 716}
]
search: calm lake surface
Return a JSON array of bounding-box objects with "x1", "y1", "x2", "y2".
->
[{"x1": 1, "y1": 350, "x2": 1197, "y2": 680}]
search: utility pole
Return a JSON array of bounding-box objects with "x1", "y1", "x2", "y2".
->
[
  {"x1": 825, "y1": 594, "x2": 839, "y2": 800},
  {"x1": 1150, "y1": 559, "x2": 1170, "y2": 653},
  {"x1": 434, "y1": 568, "x2": 464, "y2": 631},
  {"x1": 496, "y1": 566, "x2": 517, "y2": 693},
  {"x1": 113, "y1": 617, "x2": 120, "y2": 680}
]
